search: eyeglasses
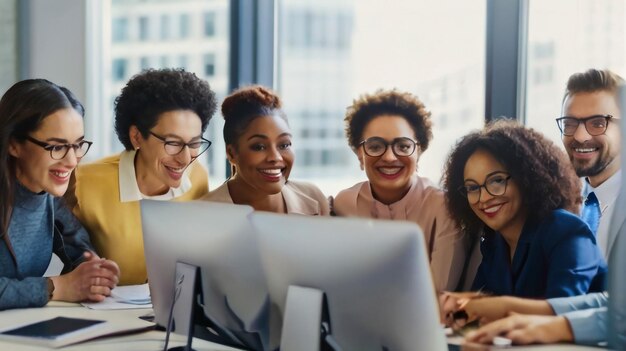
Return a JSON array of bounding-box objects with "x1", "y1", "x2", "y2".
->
[
  {"x1": 26, "y1": 136, "x2": 92, "y2": 160},
  {"x1": 555, "y1": 115, "x2": 614, "y2": 136},
  {"x1": 459, "y1": 172, "x2": 511, "y2": 204},
  {"x1": 359, "y1": 137, "x2": 418, "y2": 158},
  {"x1": 149, "y1": 131, "x2": 212, "y2": 157}
]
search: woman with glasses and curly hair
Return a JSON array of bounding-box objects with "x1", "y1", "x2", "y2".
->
[
  {"x1": 67, "y1": 68, "x2": 217, "y2": 285},
  {"x1": 440, "y1": 120, "x2": 606, "y2": 307},
  {"x1": 0, "y1": 79, "x2": 120, "y2": 309},
  {"x1": 331, "y1": 89, "x2": 466, "y2": 292}
]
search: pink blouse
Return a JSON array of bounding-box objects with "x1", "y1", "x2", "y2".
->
[{"x1": 332, "y1": 175, "x2": 467, "y2": 292}]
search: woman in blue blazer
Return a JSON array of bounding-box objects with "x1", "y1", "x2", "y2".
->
[{"x1": 442, "y1": 120, "x2": 606, "y2": 299}]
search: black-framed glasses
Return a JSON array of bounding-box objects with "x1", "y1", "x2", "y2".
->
[
  {"x1": 359, "y1": 137, "x2": 418, "y2": 158},
  {"x1": 459, "y1": 172, "x2": 511, "y2": 205},
  {"x1": 556, "y1": 114, "x2": 614, "y2": 136},
  {"x1": 149, "y1": 131, "x2": 212, "y2": 157},
  {"x1": 26, "y1": 136, "x2": 92, "y2": 160}
]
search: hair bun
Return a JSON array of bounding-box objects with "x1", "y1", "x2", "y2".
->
[{"x1": 221, "y1": 85, "x2": 281, "y2": 121}]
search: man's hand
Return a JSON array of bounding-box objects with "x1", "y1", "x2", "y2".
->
[{"x1": 464, "y1": 313, "x2": 574, "y2": 345}]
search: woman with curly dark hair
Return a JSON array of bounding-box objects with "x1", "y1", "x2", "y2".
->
[
  {"x1": 67, "y1": 68, "x2": 217, "y2": 285},
  {"x1": 331, "y1": 89, "x2": 466, "y2": 292},
  {"x1": 203, "y1": 85, "x2": 329, "y2": 215},
  {"x1": 440, "y1": 119, "x2": 606, "y2": 301}
]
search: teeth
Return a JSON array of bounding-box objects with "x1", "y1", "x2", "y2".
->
[
  {"x1": 483, "y1": 204, "x2": 502, "y2": 214},
  {"x1": 260, "y1": 169, "x2": 282, "y2": 175},
  {"x1": 51, "y1": 171, "x2": 69, "y2": 177},
  {"x1": 575, "y1": 148, "x2": 597, "y2": 153},
  {"x1": 165, "y1": 166, "x2": 184, "y2": 173},
  {"x1": 379, "y1": 167, "x2": 402, "y2": 175}
]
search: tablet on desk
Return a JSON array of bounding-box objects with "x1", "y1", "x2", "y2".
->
[{"x1": 0, "y1": 316, "x2": 105, "y2": 348}]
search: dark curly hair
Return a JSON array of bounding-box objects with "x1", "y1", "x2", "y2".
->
[
  {"x1": 344, "y1": 89, "x2": 433, "y2": 152},
  {"x1": 114, "y1": 68, "x2": 217, "y2": 150},
  {"x1": 221, "y1": 85, "x2": 287, "y2": 147},
  {"x1": 442, "y1": 119, "x2": 581, "y2": 236}
]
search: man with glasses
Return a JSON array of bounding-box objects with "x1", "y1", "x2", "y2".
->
[
  {"x1": 557, "y1": 69, "x2": 623, "y2": 259},
  {"x1": 452, "y1": 69, "x2": 625, "y2": 348},
  {"x1": 66, "y1": 68, "x2": 217, "y2": 285}
]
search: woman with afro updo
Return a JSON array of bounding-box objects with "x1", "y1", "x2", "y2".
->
[{"x1": 203, "y1": 85, "x2": 329, "y2": 215}]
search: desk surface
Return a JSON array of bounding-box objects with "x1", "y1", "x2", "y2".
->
[
  {"x1": 0, "y1": 303, "x2": 240, "y2": 351},
  {"x1": 0, "y1": 303, "x2": 608, "y2": 351}
]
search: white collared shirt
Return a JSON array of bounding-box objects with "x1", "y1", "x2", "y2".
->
[
  {"x1": 583, "y1": 170, "x2": 622, "y2": 258},
  {"x1": 118, "y1": 150, "x2": 193, "y2": 202}
]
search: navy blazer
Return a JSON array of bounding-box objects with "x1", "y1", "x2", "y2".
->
[{"x1": 472, "y1": 209, "x2": 607, "y2": 298}]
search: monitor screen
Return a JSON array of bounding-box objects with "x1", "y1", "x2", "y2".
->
[
  {"x1": 142, "y1": 200, "x2": 447, "y2": 350},
  {"x1": 141, "y1": 200, "x2": 269, "y2": 349},
  {"x1": 249, "y1": 212, "x2": 448, "y2": 351}
]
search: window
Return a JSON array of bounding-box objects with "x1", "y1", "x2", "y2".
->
[
  {"x1": 277, "y1": 0, "x2": 486, "y2": 196},
  {"x1": 160, "y1": 15, "x2": 170, "y2": 40},
  {"x1": 204, "y1": 12, "x2": 215, "y2": 37},
  {"x1": 139, "y1": 16, "x2": 150, "y2": 41},
  {"x1": 524, "y1": 0, "x2": 626, "y2": 144},
  {"x1": 112, "y1": 58, "x2": 127, "y2": 81},
  {"x1": 140, "y1": 56, "x2": 151, "y2": 70},
  {"x1": 203, "y1": 53, "x2": 215, "y2": 76},
  {"x1": 180, "y1": 14, "x2": 190, "y2": 39},
  {"x1": 112, "y1": 17, "x2": 128, "y2": 42}
]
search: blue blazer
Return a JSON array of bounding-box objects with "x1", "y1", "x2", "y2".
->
[{"x1": 472, "y1": 209, "x2": 607, "y2": 298}]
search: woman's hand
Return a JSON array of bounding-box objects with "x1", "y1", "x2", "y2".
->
[
  {"x1": 50, "y1": 251, "x2": 121, "y2": 302},
  {"x1": 439, "y1": 291, "x2": 485, "y2": 327}
]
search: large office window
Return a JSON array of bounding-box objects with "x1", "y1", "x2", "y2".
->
[
  {"x1": 277, "y1": 0, "x2": 486, "y2": 196},
  {"x1": 105, "y1": 0, "x2": 230, "y2": 182},
  {"x1": 524, "y1": 0, "x2": 626, "y2": 144}
]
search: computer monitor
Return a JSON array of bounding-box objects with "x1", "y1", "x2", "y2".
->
[
  {"x1": 141, "y1": 200, "x2": 269, "y2": 349},
  {"x1": 249, "y1": 212, "x2": 448, "y2": 351},
  {"x1": 142, "y1": 200, "x2": 447, "y2": 350}
]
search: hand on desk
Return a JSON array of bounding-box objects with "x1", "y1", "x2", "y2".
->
[
  {"x1": 439, "y1": 291, "x2": 493, "y2": 328},
  {"x1": 51, "y1": 251, "x2": 121, "y2": 302},
  {"x1": 440, "y1": 292, "x2": 555, "y2": 329},
  {"x1": 463, "y1": 313, "x2": 574, "y2": 346}
]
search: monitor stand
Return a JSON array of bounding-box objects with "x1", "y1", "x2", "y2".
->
[
  {"x1": 280, "y1": 285, "x2": 342, "y2": 351},
  {"x1": 162, "y1": 262, "x2": 257, "y2": 351},
  {"x1": 164, "y1": 262, "x2": 200, "y2": 351}
]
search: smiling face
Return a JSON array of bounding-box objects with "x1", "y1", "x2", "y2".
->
[
  {"x1": 561, "y1": 90, "x2": 621, "y2": 187},
  {"x1": 131, "y1": 110, "x2": 203, "y2": 196},
  {"x1": 9, "y1": 108, "x2": 85, "y2": 196},
  {"x1": 463, "y1": 149, "x2": 526, "y2": 239},
  {"x1": 358, "y1": 114, "x2": 419, "y2": 204},
  {"x1": 228, "y1": 114, "x2": 294, "y2": 196}
]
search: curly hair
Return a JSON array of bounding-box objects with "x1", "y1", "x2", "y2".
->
[
  {"x1": 442, "y1": 119, "x2": 582, "y2": 236},
  {"x1": 114, "y1": 68, "x2": 217, "y2": 150},
  {"x1": 221, "y1": 85, "x2": 287, "y2": 146},
  {"x1": 344, "y1": 89, "x2": 433, "y2": 152}
]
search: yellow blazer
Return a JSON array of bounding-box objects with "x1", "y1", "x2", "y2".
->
[{"x1": 69, "y1": 153, "x2": 209, "y2": 285}]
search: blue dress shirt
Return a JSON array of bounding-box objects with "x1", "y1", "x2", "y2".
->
[{"x1": 472, "y1": 209, "x2": 607, "y2": 298}]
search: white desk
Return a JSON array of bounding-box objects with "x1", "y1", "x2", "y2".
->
[
  {"x1": 447, "y1": 335, "x2": 608, "y2": 350},
  {"x1": 0, "y1": 303, "x2": 240, "y2": 351},
  {"x1": 0, "y1": 303, "x2": 609, "y2": 350}
]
